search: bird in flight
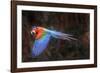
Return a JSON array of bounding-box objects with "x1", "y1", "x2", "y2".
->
[{"x1": 31, "y1": 26, "x2": 76, "y2": 58}]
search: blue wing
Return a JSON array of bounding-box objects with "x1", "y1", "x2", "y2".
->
[
  {"x1": 44, "y1": 28, "x2": 77, "y2": 41},
  {"x1": 31, "y1": 33, "x2": 51, "y2": 57}
]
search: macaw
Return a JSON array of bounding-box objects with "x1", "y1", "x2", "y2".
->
[{"x1": 31, "y1": 26, "x2": 76, "y2": 58}]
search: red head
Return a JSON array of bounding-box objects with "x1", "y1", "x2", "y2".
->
[{"x1": 31, "y1": 27, "x2": 45, "y2": 39}]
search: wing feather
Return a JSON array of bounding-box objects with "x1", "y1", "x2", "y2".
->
[{"x1": 31, "y1": 33, "x2": 51, "y2": 57}]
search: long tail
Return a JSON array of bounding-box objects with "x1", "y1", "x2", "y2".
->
[{"x1": 44, "y1": 28, "x2": 77, "y2": 41}]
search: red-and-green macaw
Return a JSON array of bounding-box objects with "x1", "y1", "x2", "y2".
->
[{"x1": 31, "y1": 26, "x2": 76, "y2": 58}]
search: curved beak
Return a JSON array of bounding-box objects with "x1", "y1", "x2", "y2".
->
[
  {"x1": 31, "y1": 30, "x2": 36, "y2": 39},
  {"x1": 31, "y1": 30, "x2": 36, "y2": 35}
]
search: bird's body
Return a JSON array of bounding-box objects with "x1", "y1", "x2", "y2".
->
[
  {"x1": 32, "y1": 32, "x2": 51, "y2": 57},
  {"x1": 31, "y1": 26, "x2": 76, "y2": 58}
]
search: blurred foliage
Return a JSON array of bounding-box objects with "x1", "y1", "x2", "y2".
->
[{"x1": 22, "y1": 11, "x2": 90, "y2": 62}]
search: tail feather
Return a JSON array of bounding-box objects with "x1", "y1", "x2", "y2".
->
[{"x1": 44, "y1": 28, "x2": 77, "y2": 41}]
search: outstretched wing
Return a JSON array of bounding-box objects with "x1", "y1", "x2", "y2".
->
[
  {"x1": 31, "y1": 33, "x2": 51, "y2": 57},
  {"x1": 44, "y1": 28, "x2": 77, "y2": 41}
]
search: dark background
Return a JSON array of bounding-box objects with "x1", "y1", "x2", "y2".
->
[{"x1": 22, "y1": 10, "x2": 90, "y2": 62}]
